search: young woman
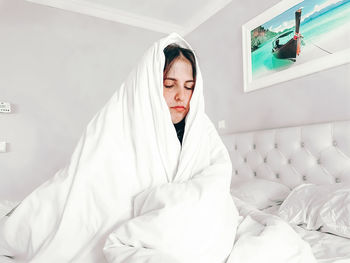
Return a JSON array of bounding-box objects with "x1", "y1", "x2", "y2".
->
[
  {"x1": 0, "y1": 33, "x2": 235, "y2": 263},
  {"x1": 163, "y1": 43, "x2": 196, "y2": 144}
]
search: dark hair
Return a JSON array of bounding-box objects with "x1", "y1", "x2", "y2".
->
[{"x1": 163, "y1": 44, "x2": 197, "y2": 81}]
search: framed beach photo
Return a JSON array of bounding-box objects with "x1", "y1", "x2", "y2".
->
[{"x1": 242, "y1": 0, "x2": 350, "y2": 92}]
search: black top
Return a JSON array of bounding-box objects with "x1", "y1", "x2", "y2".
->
[{"x1": 174, "y1": 118, "x2": 186, "y2": 145}]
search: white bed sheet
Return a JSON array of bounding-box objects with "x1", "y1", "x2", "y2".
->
[{"x1": 263, "y1": 205, "x2": 350, "y2": 263}]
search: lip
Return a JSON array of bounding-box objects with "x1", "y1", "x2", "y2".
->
[{"x1": 171, "y1": 106, "x2": 186, "y2": 112}]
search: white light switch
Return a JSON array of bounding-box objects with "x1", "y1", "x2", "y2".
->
[
  {"x1": 0, "y1": 142, "x2": 7, "y2": 153},
  {"x1": 218, "y1": 120, "x2": 226, "y2": 129},
  {"x1": 0, "y1": 102, "x2": 11, "y2": 113}
]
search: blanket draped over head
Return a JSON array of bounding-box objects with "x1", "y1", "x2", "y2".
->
[{"x1": 0, "y1": 33, "x2": 238, "y2": 263}]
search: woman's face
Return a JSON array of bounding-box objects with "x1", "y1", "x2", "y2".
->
[{"x1": 163, "y1": 57, "x2": 195, "y2": 124}]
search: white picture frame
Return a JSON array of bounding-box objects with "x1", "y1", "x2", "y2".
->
[{"x1": 242, "y1": 0, "x2": 350, "y2": 92}]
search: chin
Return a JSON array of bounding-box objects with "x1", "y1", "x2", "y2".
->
[
  {"x1": 172, "y1": 115, "x2": 185, "y2": 124},
  {"x1": 170, "y1": 109, "x2": 188, "y2": 124}
]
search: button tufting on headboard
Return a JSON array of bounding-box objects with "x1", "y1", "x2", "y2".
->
[{"x1": 221, "y1": 120, "x2": 350, "y2": 189}]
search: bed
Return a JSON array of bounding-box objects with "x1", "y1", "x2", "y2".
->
[
  {"x1": 1, "y1": 120, "x2": 350, "y2": 263},
  {"x1": 221, "y1": 120, "x2": 350, "y2": 263}
]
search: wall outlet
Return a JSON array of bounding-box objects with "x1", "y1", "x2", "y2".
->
[
  {"x1": 0, "y1": 102, "x2": 11, "y2": 113},
  {"x1": 0, "y1": 142, "x2": 7, "y2": 153},
  {"x1": 218, "y1": 120, "x2": 226, "y2": 129}
]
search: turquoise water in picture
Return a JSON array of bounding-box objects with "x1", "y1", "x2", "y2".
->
[{"x1": 251, "y1": 0, "x2": 350, "y2": 80}]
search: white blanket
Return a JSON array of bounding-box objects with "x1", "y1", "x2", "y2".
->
[
  {"x1": 0, "y1": 33, "x2": 234, "y2": 262},
  {"x1": 104, "y1": 175, "x2": 239, "y2": 263},
  {"x1": 103, "y1": 194, "x2": 317, "y2": 263}
]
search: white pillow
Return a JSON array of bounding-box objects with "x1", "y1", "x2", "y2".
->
[
  {"x1": 278, "y1": 183, "x2": 350, "y2": 238},
  {"x1": 230, "y1": 178, "x2": 291, "y2": 210}
]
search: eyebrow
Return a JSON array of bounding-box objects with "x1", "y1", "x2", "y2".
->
[{"x1": 164, "y1": 77, "x2": 195, "y2": 83}]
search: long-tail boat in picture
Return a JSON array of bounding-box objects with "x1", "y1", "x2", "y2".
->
[{"x1": 272, "y1": 9, "x2": 302, "y2": 61}]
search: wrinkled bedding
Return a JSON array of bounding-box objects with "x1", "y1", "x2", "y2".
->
[
  {"x1": 292, "y1": 225, "x2": 350, "y2": 263},
  {"x1": 1, "y1": 194, "x2": 317, "y2": 263},
  {"x1": 263, "y1": 185, "x2": 350, "y2": 263},
  {"x1": 227, "y1": 197, "x2": 316, "y2": 263},
  {"x1": 229, "y1": 179, "x2": 350, "y2": 263},
  {"x1": 263, "y1": 191, "x2": 350, "y2": 263},
  {"x1": 102, "y1": 179, "x2": 317, "y2": 263}
]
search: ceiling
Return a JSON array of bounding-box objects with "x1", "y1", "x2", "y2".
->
[{"x1": 25, "y1": 0, "x2": 232, "y2": 35}]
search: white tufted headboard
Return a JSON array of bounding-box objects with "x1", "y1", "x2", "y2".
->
[{"x1": 221, "y1": 120, "x2": 350, "y2": 189}]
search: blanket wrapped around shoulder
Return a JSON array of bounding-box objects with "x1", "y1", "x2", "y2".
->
[{"x1": 0, "y1": 33, "x2": 237, "y2": 262}]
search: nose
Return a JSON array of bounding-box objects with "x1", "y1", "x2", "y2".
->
[{"x1": 175, "y1": 87, "x2": 185, "y2": 101}]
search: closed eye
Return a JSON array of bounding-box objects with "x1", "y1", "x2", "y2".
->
[{"x1": 164, "y1": 85, "x2": 173, "y2": 88}]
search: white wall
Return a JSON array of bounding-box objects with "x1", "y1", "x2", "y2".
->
[
  {"x1": 0, "y1": 0, "x2": 165, "y2": 200},
  {"x1": 186, "y1": 0, "x2": 350, "y2": 134}
]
